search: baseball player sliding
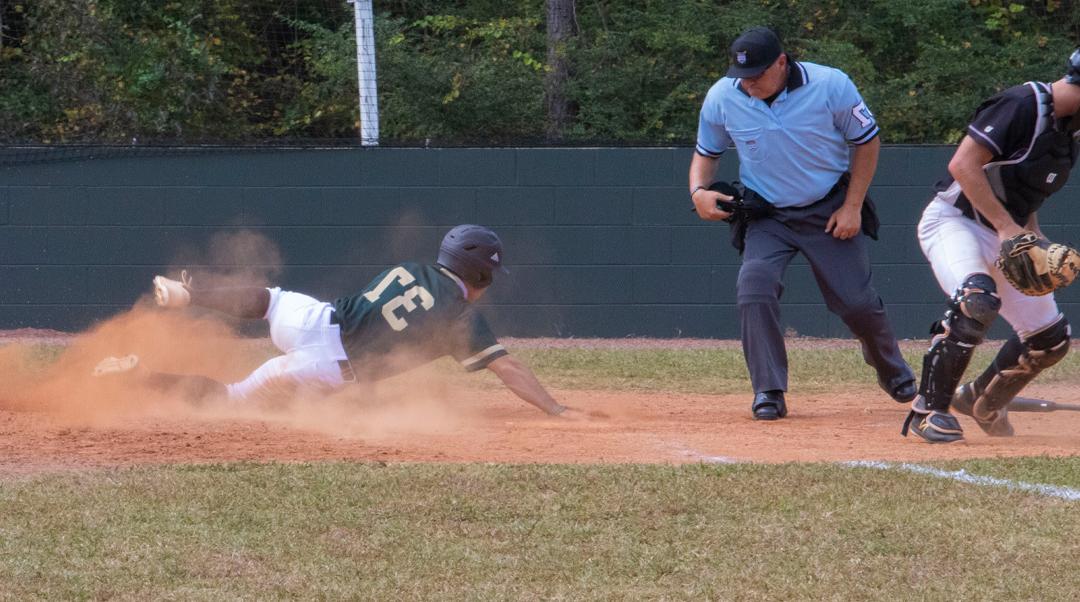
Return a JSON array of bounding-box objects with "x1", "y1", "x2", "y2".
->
[
  {"x1": 903, "y1": 50, "x2": 1080, "y2": 443},
  {"x1": 95, "y1": 225, "x2": 582, "y2": 419}
]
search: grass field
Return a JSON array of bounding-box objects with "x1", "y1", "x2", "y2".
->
[
  {"x1": 495, "y1": 340, "x2": 1080, "y2": 394},
  {"x1": 1, "y1": 460, "x2": 1079, "y2": 600},
  {"x1": 2, "y1": 340, "x2": 1079, "y2": 600}
]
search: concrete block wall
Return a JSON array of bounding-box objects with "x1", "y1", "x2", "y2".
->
[{"x1": 1, "y1": 147, "x2": 1077, "y2": 338}]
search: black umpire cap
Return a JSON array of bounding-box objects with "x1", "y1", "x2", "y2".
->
[{"x1": 726, "y1": 27, "x2": 783, "y2": 79}]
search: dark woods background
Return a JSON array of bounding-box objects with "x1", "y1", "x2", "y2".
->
[{"x1": 1, "y1": 0, "x2": 1078, "y2": 146}]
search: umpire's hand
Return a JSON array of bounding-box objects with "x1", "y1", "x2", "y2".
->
[
  {"x1": 825, "y1": 203, "x2": 862, "y2": 239},
  {"x1": 691, "y1": 189, "x2": 733, "y2": 221}
]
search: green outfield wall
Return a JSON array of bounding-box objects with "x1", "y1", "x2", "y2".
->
[{"x1": 1, "y1": 147, "x2": 1077, "y2": 339}]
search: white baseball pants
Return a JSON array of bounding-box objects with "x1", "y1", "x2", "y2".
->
[
  {"x1": 917, "y1": 196, "x2": 1062, "y2": 338},
  {"x1": 226, "y1": 287, "x2": 351, "y2": 402}
]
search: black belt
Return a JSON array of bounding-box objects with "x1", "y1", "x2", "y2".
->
[
  {"x1": 954, "y1": 196, "x2": 999, "y2": 232},
  {"x1": 328, "y1": 310, "x2": 356, "y2": 382}
]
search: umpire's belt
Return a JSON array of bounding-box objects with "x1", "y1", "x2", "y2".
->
[{"x1": 328, "y1": 310, "x2": 357, "y2": 383}]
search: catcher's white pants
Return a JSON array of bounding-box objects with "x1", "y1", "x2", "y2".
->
[
  {"x1": 918, "y1": 196, "x2": 1061, "y2": 338},
  {"x1": 226, "y1": 287, "x2": 350, "y2": 402}
]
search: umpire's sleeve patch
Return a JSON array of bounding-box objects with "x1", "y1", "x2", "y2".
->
[{"x1": 461, "y1": 344, "x2": 508, "y2": 372}]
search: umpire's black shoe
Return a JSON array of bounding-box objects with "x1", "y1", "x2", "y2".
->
[
  {"x1": 752, "y1": 390, "x2": 787, "y2": 421},
  {"x1": 952, "y1": 383, "x2": 1015, "y2": 437},
  {"x1": 880, "y1": 373, "x2": 918, "y2": 403}
]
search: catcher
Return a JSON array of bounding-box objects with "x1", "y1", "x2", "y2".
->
[
  {"x1": 903, "y1": 50, "x2": 1080, "y2": 443},
  {"x1": 94, "y1": 224, "x2": 581, "y2": 419}
]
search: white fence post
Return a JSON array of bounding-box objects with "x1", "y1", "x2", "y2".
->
[{"x1": 348, "y1": 0, "x2": 379, "y2": 146}]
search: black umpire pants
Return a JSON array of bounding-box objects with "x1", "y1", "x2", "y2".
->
[{"x1": 736, "y1": 187, "x2": 912, "y2": 394}]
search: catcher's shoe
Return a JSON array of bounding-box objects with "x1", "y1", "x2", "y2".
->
[
  {"x1": 952, "y1": 383, "x2": 1015, "y2": 437},
  {"x1": 92, "y1": 354, "x2": 140, "y2": 377},
  {"x1": 153, "y1": 270, "x2": 192, "y2": 308},
  {"x1": 752, "y1": 390, "x2": 787, "y2": 421},
  {"x1": 901, "y1": 397, "x2": 964, "y2": 444}
]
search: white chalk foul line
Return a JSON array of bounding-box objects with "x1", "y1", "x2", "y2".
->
[
  {"x1": 844, "y1": 460, "x2": 1080, "y2": 502},
  {"x1": 667, "y1": 443, "x2": 741, "y2": 464}
]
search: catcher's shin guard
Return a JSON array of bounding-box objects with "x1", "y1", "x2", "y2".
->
[
  {"x1": 916, "y1": 274, "x2": 1001, "y2": 412},
  {"x1": 952, "y1": 382, "x2": 1014, "y2": 437},
  {"x1": 964, "y1": 314, "x2": 1070, "y2": 420}
]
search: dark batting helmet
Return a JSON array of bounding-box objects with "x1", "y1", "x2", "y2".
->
[{"x1": 437, "y1": 224, "x2": 508, "y2": 288}]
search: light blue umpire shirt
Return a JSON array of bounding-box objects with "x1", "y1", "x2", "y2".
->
[{"x1": 695, "y1": 61, "x2": 879, "y2": 208}]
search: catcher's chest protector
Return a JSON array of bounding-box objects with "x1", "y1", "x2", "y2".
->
[{"x1": 986, "y1": 82, "x2": 1079, "y2": 222}]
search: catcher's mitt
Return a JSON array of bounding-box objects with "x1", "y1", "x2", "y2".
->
[{"x1": 995, "y1": 231, "x2": 1080, "y2": 296}]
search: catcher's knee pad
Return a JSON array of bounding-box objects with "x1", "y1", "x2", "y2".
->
[
  {"x1": 1025, "y1": 314, "x2": 1071, "y2": 355},
  {"x1": 918, "y1": 274, "x2": 1001, "y2": 410},
  {"x1": 950, "y1": 273, "x2": 1001, "y2": 340},
  {"x1": 968, "y1": 315, "x2": 1071, "y2": 415}
]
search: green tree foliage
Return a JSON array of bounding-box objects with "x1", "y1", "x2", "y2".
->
[{"x1": 1, "y1": 0, "x2": 1078, "y2": 144}]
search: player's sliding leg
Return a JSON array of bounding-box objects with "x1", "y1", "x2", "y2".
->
[
  {"x1": 952, "y1": 314, "x2": 1070, "y2": 436},
  {"x1": 227, "y1": 288, "x2": 351, "y2": 402},
  {"x1": 147, "y1": 282, "x2": 349, "y2": 405},
  {"x1": 92, "y1": 353, "x2": 317, "y2": 407},
  {"x1": 903, "y1": 273, "x2": 1000, "y2": 443},
  {"x1": 153, "y1": 271, "x2": 270, "y2": 319},
  {"x1": 145, "y1": 372, "x2": 229, "y2": 405},
  {"x1": 92, "y1": 355, "x2": 228, "y2": 405}
]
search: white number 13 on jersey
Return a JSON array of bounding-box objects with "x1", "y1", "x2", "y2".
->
[{"x1": 363, "y1": 266, "x2": 435, "y2": 331}]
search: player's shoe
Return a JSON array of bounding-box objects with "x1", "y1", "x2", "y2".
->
[
  {"x1": 951, "y1": 382, "x2": 1014, "y2": 437},
  {"x1": 901, "y1": 396, "x2": 964, "y2": 443},
  {"x1": 880, "y1": 373, "x2": 918, "y2": 403},
  {"x1": 92, "y1": 354, "x2": 140, "y2": 377},
  {"x1": 153, "y1": 270, "x2": 192, "y2": 308},
  {"x1": 752, "y1": 390, "x2": 787, "y2": 421}
]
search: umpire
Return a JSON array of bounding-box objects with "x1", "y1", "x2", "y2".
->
[{"x1": 689, "y1": 26, "x2": 916, "y2": 420}]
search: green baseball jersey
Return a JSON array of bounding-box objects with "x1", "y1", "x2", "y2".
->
[{"x1": 332, "y1": 262, "x2": 507, "y2": 380}]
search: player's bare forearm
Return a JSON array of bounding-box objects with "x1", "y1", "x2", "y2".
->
[
  {"x1": 949, "y1": 137, "x2": 1024, "y2": 237},
  {"x1": 1026, "y1": 212, "x2": 1044, "y2": 238},
  {"x1": 486, "y1": 355, "x2": 566, "y2": 416},
  {"x1": 688, "y1": 153, "x2": 731, "y2": 221},
  {"x1": 826, "y1": 137, "x2": 876, "y2": 239},
  {"x1": 689, "y1": 152, "x2": 721, "y2": 191},
  {"x1": 844, "y1": 136, "x2": 879, "y2": 210}
]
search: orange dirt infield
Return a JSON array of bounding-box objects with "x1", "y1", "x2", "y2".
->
[
  {"x1": 3, "y1": 383, "x2": 1080, "y2": 475},
  {"x1": 1, "y1": 310, "x2": 1078, "y2": 475}
]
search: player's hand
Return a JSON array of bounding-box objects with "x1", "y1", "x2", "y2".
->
[
  {"x1": 692, "y1": 189, "x2": 733, "y2": 222},
  {"x1": 826, "y1": 203, "x2": 862, "y2": 239}
]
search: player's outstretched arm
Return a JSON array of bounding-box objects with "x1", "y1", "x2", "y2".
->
[{"x1": 486, "y1": 355, "x2": 570, "y2": 416}]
